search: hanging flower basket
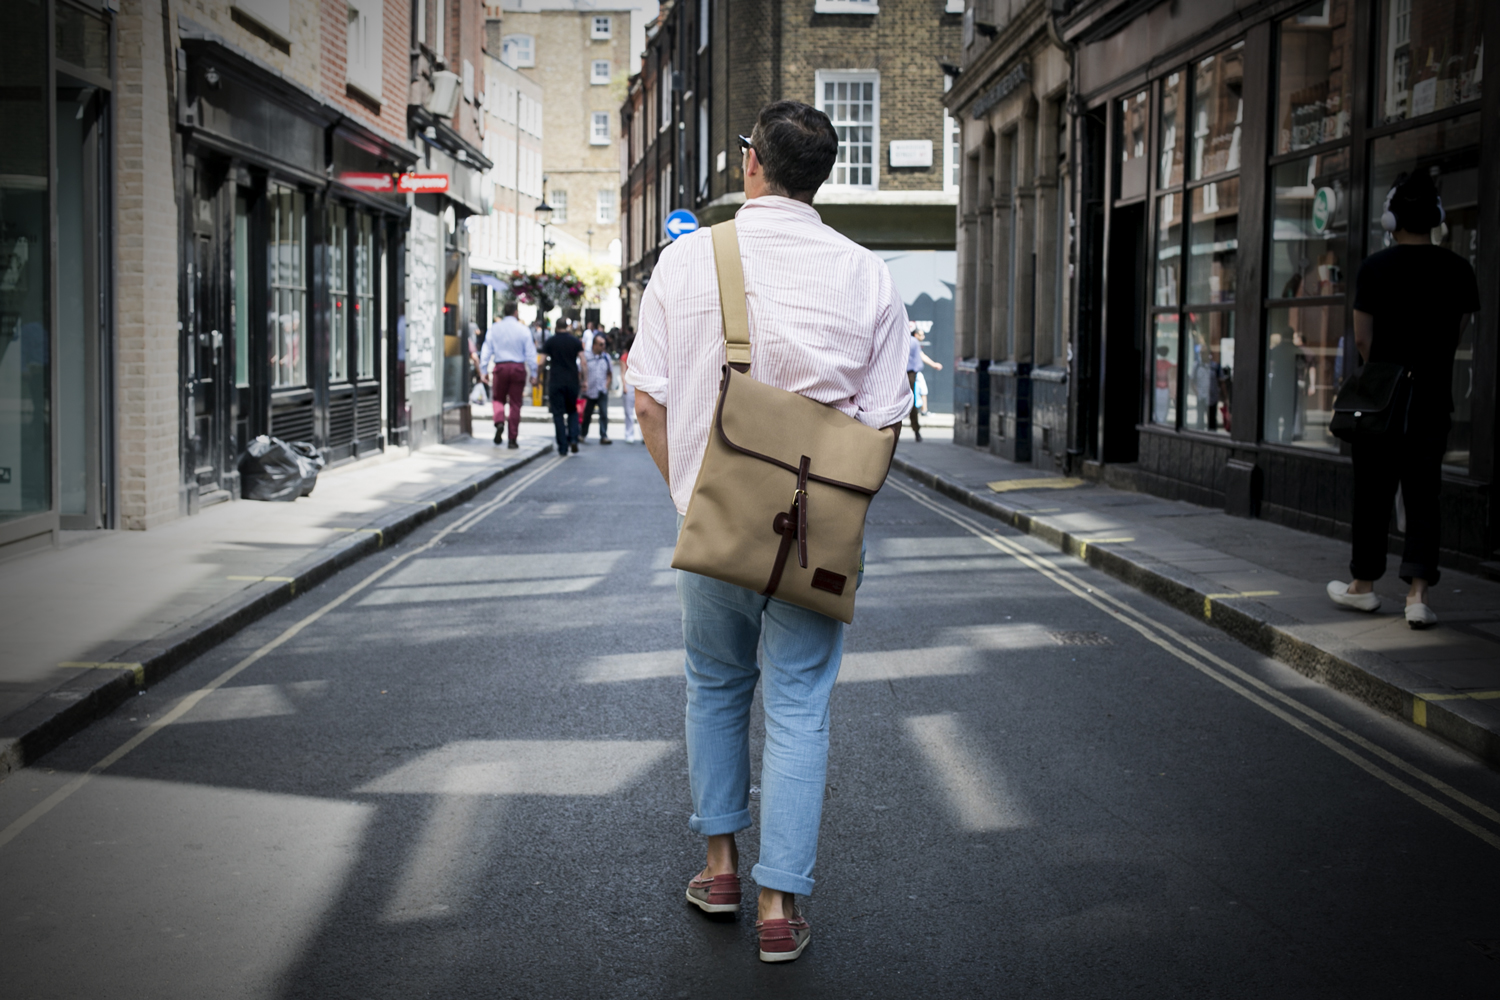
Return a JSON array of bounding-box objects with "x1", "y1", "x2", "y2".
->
[{"x1": 503, "y1": 269, "x2": 586, "y2": 313}]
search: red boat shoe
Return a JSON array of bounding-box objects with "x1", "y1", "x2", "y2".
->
[
  {"x1": 686, "y1": 872, "x2": 741, "y2": 914},
  {"x1": 756, "y1": 913, "x2": 810, "y2": 963}
]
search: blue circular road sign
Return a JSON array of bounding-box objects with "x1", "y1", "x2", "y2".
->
[{"x1": 664, "y1": 209, "x2": 700, "y2": 241}]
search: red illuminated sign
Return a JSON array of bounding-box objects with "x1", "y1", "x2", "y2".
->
[
  {"x1": 337, "y1": 172, "x2": 395, "y2": 193},
  {"x1": 397, "y1": 173, "x2": 450, "y2": 193}
]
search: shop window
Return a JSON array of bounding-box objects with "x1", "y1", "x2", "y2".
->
[
  {"x1": 1264, "y1": 304, "x2": 1342, "y2": 449},
  {"x1": 234, "y1": 196, "x2": 250, "y2": 389},
  {"x1": 1191, "y1": 44, "x2": 1244, "y2": 179},
  {"x1": 1184, "y1": 311, "x2": 1235, "y2": 434},
  {"x1": 1187, "y1": 178, "x2": 1239, "y2": 304},
  {"x1": 328, "y1": 204, "x2": 350, "y2": 383},
  {"x1": 355, "y1": 214, "x2": 376, "y2": 380},
  {"x1": 1151, "y1": 315, "x2": 1179, "y2": 426},
  {"x1": 1268, "y1": 149, "x2": 1350, "y2": 301},
  {"x1": 1158, "y1": 71, "x2": 1186, "y2": 188},
  {"x1": 1367, "y1": 112, "x2": 1482, "y2": 469},
  {"x1": 1116, "y1": 90, "x2": 1148, "y2": 200},
  {"x1": 1154, "y1": 193, "x2": 1182, "y2": 306},
  {"x1": 1377, "y1": 0, "x2": 1484, "y2": 125},
  {"x1": 270, "y1": 186, "x2": 307, "y2": 388},
  {"x1": 819, "y1": 72, "x2": 879, "y2": 188},
  {"x1": 0, "y1": 0, "x2": 50, "y2": 522},
  {"x1": 1275, "y1": 0, "x2": 1351, "y2": 154}
]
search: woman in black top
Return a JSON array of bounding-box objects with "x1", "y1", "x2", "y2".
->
[{"x1": 1327, "y1": 171, "x2": 1480, "y2": 628}]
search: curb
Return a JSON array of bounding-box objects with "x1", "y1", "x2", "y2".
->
[
  {"x1": 0, "y1": 444, "x2": 553, "y2": 778},
  {"x1": 891, "y1": 454, "x2": 1500, "y2": 770}
]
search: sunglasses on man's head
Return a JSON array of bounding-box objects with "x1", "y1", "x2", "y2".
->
[{"x1": 738, "y1": 134, "x2": 753, "y2": 152}]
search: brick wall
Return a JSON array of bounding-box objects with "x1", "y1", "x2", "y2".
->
[
  {"x1": 116, "y1": 0, "x2": 182, "y2": 529},
  {"x1": 315, "y1": 0, "x2": 413, "y2": 144}
]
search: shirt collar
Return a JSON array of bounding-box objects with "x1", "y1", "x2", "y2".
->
[{"x1": 736, "y1": 194, "x2": 822, "y2": 224}]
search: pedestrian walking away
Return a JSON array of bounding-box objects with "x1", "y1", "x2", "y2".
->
[
  {"x1": 541, "y1": 321, "x2": 586, "y2": 456},
  {"x1": 628, "y1": 99, "x2": 911, "y2": 963},
  {"x1": 580, "y1": 333, "x2": 614, "y2": 445},
  {"x1": 620, "y1": 332, "x2": 639, "y2": 443},
  {"x1": 480, "y1": 302, "x2": 538, "y2": 448},
  {"x1": 904, "y1": 323, "x2": 942, "y2": 442},
  {"x1": 1326, "y1": 170, "x2": 1480, "y2": 629}
]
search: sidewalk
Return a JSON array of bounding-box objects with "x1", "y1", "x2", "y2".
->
[
  {"x1": 891, "y1": 439, "x2": 1500, "y2": 768},
  {"x1": 1, "y1": 425, "x2": 554, "y2": 776}
]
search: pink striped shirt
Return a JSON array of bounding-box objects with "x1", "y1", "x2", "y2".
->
[{"x1": 627, "y1": 195, "x2": 913, "y2": 514}]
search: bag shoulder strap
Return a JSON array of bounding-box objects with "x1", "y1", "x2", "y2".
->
[{"x1": 710, "y1": 220, "x2": 751, "y2": 373}]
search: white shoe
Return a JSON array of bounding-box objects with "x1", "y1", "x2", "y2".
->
[
  {"x1": 1327, "y1": 581, "x2": 1381, "y2": 612},
  {"x1": 1405, "y1": 603, "x2": 1437, "y2": 629}
]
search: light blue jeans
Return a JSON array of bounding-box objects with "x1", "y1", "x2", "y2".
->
[{"x1": 676, "y1": 525, "x2": 854, "y2": 897}]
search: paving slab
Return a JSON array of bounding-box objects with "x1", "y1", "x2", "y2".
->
[
  {"x1": 1, "y1": 426, "x2": 555, "y2": 775},
  {"x1": 890, "y1": 438, "x2": 1500, "y2": 768}
]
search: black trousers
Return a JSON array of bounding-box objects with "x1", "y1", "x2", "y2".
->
[
  {"x1": 1350, "y1": 423, "x2": 1447, "y2": 585},
  {"x1": 549, "y1": 385, "x2": 579, "y2": 454},
  {"x1": 907, "y1": 371, "x2": 920, "y2": 433},
  {"x1": 581, "y1": 390, "x2": 609, "y2": 439}
]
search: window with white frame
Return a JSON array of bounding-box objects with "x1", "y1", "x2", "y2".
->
[
  {"x1": 660, "y1": 63, "x2": 673, "y2": 130},
  {"x1": 591, "y1": 59, "x2": 611, "y2": 85},
  {"x1": 345, "y1": 0, "x2": 383, "y2": 101},
  {"x1": 551, "y1": 190, "x2": 568, "y2": 224},
  {"x1": 596, "y1": 188, "x2": 615, "y2": 224},
  {"x1": 501, "y1": 34, "x2": 534, "y2": 68},
  {"x1": 814, "y1": 0, "x2": 878, "y2": 12},
  {"x1": 592, "y1": 15, "x2": 612, "y2": 39},
  {"x1": 818, "y1": 71, "x2": 879, "y2": 188},
  {"x1": 699, "y1": 0, "x2": 709, "y2": 50},
  {"x1": 591, "y1": 111, "x2": 612, "y2": 145},
  {"x1": 943, "y1": 110, "x2": 960, "y2": 193}
]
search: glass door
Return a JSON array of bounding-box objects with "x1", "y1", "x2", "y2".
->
[{"x1": 186, "y1": 162, "x2": 229, "y2": 500}]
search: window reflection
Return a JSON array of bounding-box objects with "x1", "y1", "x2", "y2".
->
[
  {"x1": 1117, "y1": 90, "x2": 1149, "y2": 200},
  {"x1": 1188, "y1": 178, "x2": 1239, "y2": 304},
  {"x1": 1264, "y1": 304, "x2": 1343, "y2": 450},
  {"x1": 328, "y1": 204, "x2": 349, "y2": 384},
  {"x1": 1154, "y1": 192, "x2": 1182, "y2": 306},
  {"x1": 1270, "y1": 150, "x2": 1348, "y2": 299},
  {"x1": 1378, "y1": 0, "x2": 1484, "y2": 124},
  {"x1": 270, "y1": 187, "x2": 306, "y2": 388},
  {"x1": 1184, "y1": 311, "x2": 1234, "y2": 434},
  {"x1": 1276, "y1": 0, "x2": 1352, "y2": 154},
  {"x1": 1152, "y1": 315, "x2": 1178, "y2": 426},
  {"x1": 1191, "y1": 45, "x2": 1244, "y2": 179},
  {"x1": 1158, "y1": 71, "x2": 1186, "y2": 188}
]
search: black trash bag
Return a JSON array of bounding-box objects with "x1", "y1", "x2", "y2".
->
[{"x1": 239, "y1": 435, "x2": 326, "y2": 502}]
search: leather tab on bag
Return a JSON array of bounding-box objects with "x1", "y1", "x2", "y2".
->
[{"x1": 711, "y1": 222, "x2": 752, "y2": 373}]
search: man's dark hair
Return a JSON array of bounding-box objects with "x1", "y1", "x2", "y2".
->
[
  {"x1": 1389, "y1": 170, "x2": 1443, "y2": 233},
  {"x1": 503, "y1": 300, "x2": 519, "y2": 317},
  {"x1": 752, "y1": 100, "x2": 839, "y2": 197}
]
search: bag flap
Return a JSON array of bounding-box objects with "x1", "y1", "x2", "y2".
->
[
  {"x1": 1332, "y1": 362, "x2": 1405, "y2": 413},
  {"x1": 714, "y1": 367, "x2": 898, "y2": 494}
]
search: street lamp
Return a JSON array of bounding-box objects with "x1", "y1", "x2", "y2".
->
[
  {"x1": 534, "y1": 199, "x2": 553, "y2": 272},
  {"x1": 586, "y1": 227, "x2": 595, "y2": 257}
]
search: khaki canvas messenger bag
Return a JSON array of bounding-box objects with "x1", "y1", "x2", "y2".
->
[{"x1": 670, "y1": 220, "x2": 899, "y2": 624}]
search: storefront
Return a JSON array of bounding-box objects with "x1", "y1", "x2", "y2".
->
[
  {"x1": 175, "y1": 19, "x2": 416, "y2": 507},
  {"x1": 1063, "y1": 0, "x2": 1496, "y2": 568},
  {"x1": 0, "y1": 0, "x2": 117, "y2": 553}
]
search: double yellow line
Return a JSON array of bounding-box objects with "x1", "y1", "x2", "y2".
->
[
  {"x1": 0, "y1": 456, "x2": 565, "y2": 852},
  {"x1": 886, "y1": 477, "x2": 1500, "y2": 853}
]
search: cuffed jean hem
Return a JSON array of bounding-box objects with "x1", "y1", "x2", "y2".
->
[
  {"x1": 688, "y1": 808, "x2": 753, "y2": 837},
  {"x1": 1398, "y1": 560, "x2": 1441, "y2": 587},
  {"x1": 752, "y1": 863, "x2": 815, "y2": 897}
]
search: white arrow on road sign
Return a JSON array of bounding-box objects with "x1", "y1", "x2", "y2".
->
[{"x1": 664, "y1": 209, "x2": 699, "y2": 241}]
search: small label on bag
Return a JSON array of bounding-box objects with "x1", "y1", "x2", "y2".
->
[{"x1": 811, "y1": 568, "x2": 847, "y2": 595}]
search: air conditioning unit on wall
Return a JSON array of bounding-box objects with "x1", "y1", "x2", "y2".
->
[{"x1": 425, "y1": 70, "x2": 462, "y2": 119}]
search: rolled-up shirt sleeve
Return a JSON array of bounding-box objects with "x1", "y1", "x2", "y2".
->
[
  {"x1": 624, "y1": 267, "x2": 671, "y2": 406},
  {"x1": 853, "y1": 267, "x2": 916, "y2": 429}
]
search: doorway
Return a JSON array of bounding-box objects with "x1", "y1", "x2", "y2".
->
[
  {"x1": 185, "y1": 160, "x2": 232, "y2": 505},
  {"x1": 1101, "y1": 201, "x2": 1146, "y2": 463}
]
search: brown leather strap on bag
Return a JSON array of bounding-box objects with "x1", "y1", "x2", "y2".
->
[{"x1": 711, "y1": 221, "x2": 752, "y2": 373}]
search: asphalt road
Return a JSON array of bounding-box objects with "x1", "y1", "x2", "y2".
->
[{"x1": 3, "y1": 438, "x2": 1499, "y2": 999}]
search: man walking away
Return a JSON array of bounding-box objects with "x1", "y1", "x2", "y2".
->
[
  {"x1": 540, "y1": 320, "x2": 585, "y2": 455},
  {"x1": 629, "y1": 99, "x2": 911, "y2": 963},
  {"x1": 480, "y1": 302, "x2": 538, "y2": 449},
  {"x1": 905, "y1": 323, "x2": 928, "y2": 442},
  {"x1": 581, "y1": 333, "x2": 614, "y2": 444}
]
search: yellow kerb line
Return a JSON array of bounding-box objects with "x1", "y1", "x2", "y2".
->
[
  {"x1": 57, "y1": 662, "x2": 146, "y2": 686},
  {"x1": 885, "y1": 478, "x2": 1500, "y2": 850},
  {"x1": 1204, "y1": 591, "x2": 1281, "y2": 619},
  {"x1": 226, "y1": 575, "x2": 295, "y2": 582},
  {"x1": 1416, "y1": 690, "x2": 1500, "y2": 702},
  {"x1": 0, "y1": 454, "x2": 565, "y2": 853},
  {"x1": 988, "y1": 477, "x2": 1086, "y2": 493}
]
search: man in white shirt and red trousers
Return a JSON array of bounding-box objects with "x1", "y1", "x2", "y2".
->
[{"x1": 629, "y1": 100, "x2": 912, "y2": 964}]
